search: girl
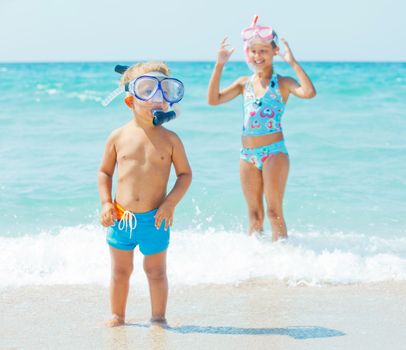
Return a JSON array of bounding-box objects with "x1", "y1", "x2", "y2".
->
[{"x1": 208, "y1": 15, "x2": 316, "y2": 241}]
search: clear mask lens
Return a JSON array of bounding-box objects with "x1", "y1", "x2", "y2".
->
[
  {"x1": 242, "y1": 28, "x2": 256, "y2": 40},
  {"x1": 134, "y1": 77, "x2": 159, "y2": 100},
  {"x1": 161, "y1": 79, "x2": 184, "y2": 102}
]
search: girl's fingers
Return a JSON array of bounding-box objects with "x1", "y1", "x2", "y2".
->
[{"x1": 220, "y1": 37, "x2": 229, "y2": 48}]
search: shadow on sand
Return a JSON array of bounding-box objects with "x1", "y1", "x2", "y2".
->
[{"x1": 129, "y1": 323, "x2": 345, "y2": 340}]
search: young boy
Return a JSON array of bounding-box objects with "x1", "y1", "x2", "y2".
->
[{"x1": 98, "y1": 61, "x2": 192, "y2": 327}]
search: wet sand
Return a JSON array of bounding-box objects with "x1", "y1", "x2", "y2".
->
[{"x1": 1, "y1": 280, "x2": 405, "y2": 349}]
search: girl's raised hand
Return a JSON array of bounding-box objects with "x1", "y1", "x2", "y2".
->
[
  {"x1": 278, "y1": 38, "x2": 296, "y2": 65},
  {"x1": 217, "y1": 37, "x2": 235, "y2": 65}
]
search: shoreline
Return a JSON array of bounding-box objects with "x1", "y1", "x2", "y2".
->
[{"x1": 1, "y1": 280, "x2": 405, "y2": 349}]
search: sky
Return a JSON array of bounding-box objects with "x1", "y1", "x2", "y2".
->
[{"x1": 0, "y1": 0, "x2": 405, "y2": 62}]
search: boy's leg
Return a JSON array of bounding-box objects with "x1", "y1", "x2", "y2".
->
[
  {"x1": 107, "y1": 246, "x2": 134, "y2": 327},
  {"x1": 262, "y1": 153, "x2": 290, "y2": 241},
  {"x1": 143, "y1": 249, "x2": 168, "y2": 323}
]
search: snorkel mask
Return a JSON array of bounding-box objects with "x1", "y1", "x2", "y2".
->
[
  {"x1": 241, "y1": 15, "x2": 279, "y2": 68},
  {"x1": 102, "y1": 65, "x2": 184, "y2": 126}
]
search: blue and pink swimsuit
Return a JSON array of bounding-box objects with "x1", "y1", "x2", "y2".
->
[{"x1": 240, "y1": 72, "x2": 288, "y2": 170}]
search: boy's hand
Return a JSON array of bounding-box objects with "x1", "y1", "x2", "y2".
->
[
  {"x1": 100, "y1": 202, "x2": 116, "y2": 227},
  {"x1": 154, "y1": 201, "x2": 175, "y2": 231}
]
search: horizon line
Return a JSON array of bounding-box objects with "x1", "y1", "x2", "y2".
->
[{"x1": 0, "y1": 59, "x2": 405, "y2": 64}]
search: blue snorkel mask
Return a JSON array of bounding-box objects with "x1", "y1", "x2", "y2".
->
[{"x1": 102, "y1": 65, "x2": 184, "y2": 126}]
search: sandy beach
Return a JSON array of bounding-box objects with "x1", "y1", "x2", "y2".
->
[{"x1": 1, "y1": 280, "x2": 405, "y2": 349}]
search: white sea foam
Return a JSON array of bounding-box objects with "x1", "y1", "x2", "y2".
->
[
  {"x1": 67, "y1": 91, "x2": 102, "y2": 102},
  {"x1": 46, "y1": 89, "x2": 58, "y2": 95},
  {"x1": 1, "y1": 225, "x2": 405, "y2": 289}
]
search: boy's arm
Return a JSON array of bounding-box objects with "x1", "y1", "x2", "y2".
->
[
  {"x1": 154, "y1": 133, "x2": 192, "y2": 230},
  {"x1": 98, "y1": 131, "x2": 118, "y2": 226}
]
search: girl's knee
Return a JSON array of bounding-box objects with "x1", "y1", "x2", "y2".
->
[
  {"x1": 266, "y1": 206, "x2": 282, "y2": 219},
  {"x1": 267, "y1": 207, "x2": 283, "y2": 221},
  {"x1": 248, "y1": 208, "x2": 264, "y2": 222},
  {"x1": 248, "y1": 209, "x2": 264, "y2": 231}
]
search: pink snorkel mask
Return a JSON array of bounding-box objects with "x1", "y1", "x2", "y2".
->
[{"x1": 241, "y1": 15, "x2": 279, "y2": 66}]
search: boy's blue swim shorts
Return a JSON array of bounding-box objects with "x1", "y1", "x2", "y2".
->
[{"x1": 106, "y1": 205, "x2": 170, "y2": 256}]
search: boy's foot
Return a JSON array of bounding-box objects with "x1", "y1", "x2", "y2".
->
[
  {"x1": 150, "y1": 317, "x2": 168, "y2": 328},
  {"x1": 105, "y1": 314, "x2": 125, "y2": 327}
]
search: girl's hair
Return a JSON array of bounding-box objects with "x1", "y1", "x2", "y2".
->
[{"x1": 120, "y1": 61, "x2": 171, "y2": 86}]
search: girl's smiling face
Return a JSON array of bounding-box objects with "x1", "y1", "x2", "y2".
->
[{"x1": 247, "y1": 41, "x2": 279, "y2": 69}]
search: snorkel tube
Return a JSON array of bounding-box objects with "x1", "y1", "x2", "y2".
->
[
  {"x1": 151, "y1": 109, "x2": 177, "y2": 126},
  {"x1": 112, "y1": 65, "x2": 179, "y2": 126},
  {"x1": 114, "y1": 65, "x2": 129, "y2": 74}
]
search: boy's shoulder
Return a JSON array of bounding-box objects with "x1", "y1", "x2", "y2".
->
[
  {"x1": 108, "y1": 122, "x2": 131, "y2": 141},
  {"x1": 159, "y1": 127, "x2": 182, "y2": 144},
  {"x1": 156, "y1": 127, "x2": 185, "y2": 153}
]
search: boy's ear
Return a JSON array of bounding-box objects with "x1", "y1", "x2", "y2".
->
[{"x1": 124, "y1": 96, "x2": 133, "y2": 108}]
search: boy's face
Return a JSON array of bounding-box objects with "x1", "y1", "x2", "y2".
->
[
  {"x1": 127, "y1": 95, "x2": 168, "y2": 114},
  {"x1": 125, "y1": 73, "x2": 169, "y2": 121}
]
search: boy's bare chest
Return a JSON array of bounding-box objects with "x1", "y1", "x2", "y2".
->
[{"x1": 116, "y1": 136, "x2": 172, "y2": 166}]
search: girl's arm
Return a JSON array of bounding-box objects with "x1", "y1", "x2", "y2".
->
[
  {"x1": 208, "y1": 37, "x2": 246, "y2": 105},
  {"x1": 279, "y1": 38, "x2": 316, "y2": 99}
]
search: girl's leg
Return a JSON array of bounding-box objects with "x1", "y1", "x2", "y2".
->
[
  {"x1": 107, "y1": 247, "x2": 134, "y2": 327},
  {"x1": 262, "y1": 153, "x2": 290, "y2": 241},
  {"x1": 240, "y1": 159, "x2": 265, "y2": 235},
  {"x1": 143, "y1": 250, "x2": 168, "y2": 324}
]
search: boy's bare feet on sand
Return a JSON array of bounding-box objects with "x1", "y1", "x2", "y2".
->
[
  {"x1": 105, "y1": 314, "x2": 125, "y2": 327},
  {"x1": 150, "y1": 317, "x2": 168, "y2": 328}
]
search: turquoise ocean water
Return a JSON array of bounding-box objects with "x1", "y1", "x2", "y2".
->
[{"x1": 0, "y1": 62, "x2": 405, "y2": 287}]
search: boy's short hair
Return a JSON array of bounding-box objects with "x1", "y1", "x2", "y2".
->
[{"x1": 120, "y1": 61, "x2": 171, "y2": 86}]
